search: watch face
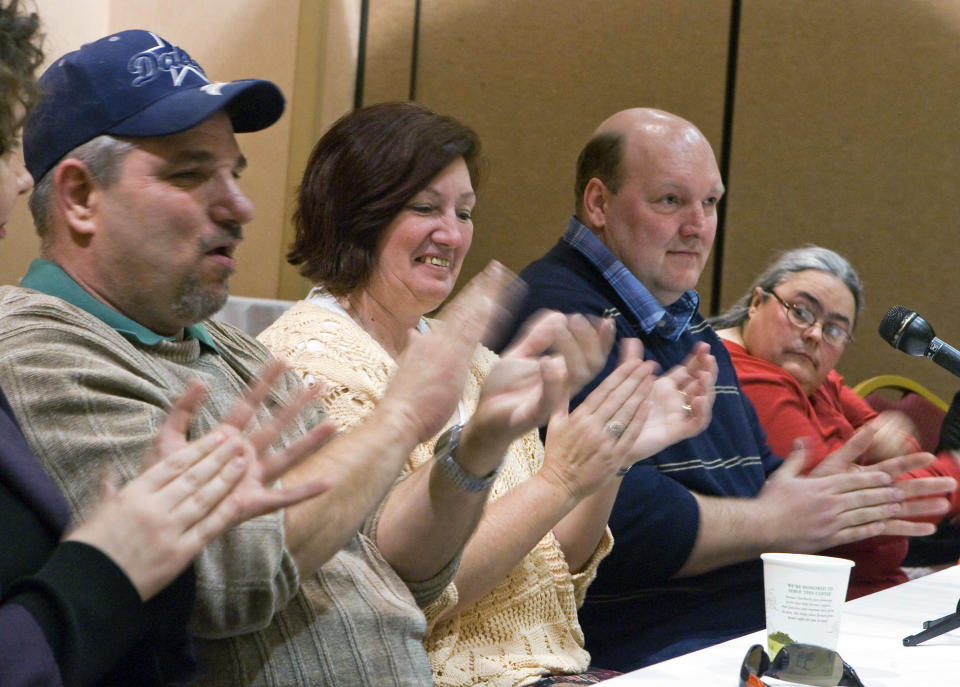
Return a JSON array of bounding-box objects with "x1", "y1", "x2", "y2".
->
[
  {"x1": 433, "y1": 423, "x2": 498, "y2": 492},
  {"x1": 434, "y1": 424, "x2": 462, "y2": 458}
]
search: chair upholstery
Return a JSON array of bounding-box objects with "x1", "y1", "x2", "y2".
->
[
  {"x1": 853, "y1": 375, "x2": 947, "y2": 454},
  {"x1": 852, "y1": 374, "x2": 948, "y2": 411}
]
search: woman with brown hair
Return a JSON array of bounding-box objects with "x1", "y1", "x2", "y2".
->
[{"x1": 260, "y1": 101, "x2": 716, "y2": 686}]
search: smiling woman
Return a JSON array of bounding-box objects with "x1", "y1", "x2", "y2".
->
[
  {"x1": 258, "y1": 101, "x2": 717, "y2": 686},
  {"x1": 709, "y1": 245, "x2": 960, "y2": 598}
]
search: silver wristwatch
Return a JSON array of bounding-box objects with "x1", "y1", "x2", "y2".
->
[{"x1": 433, "y1": 423, "x2": 500, "y2": 492}]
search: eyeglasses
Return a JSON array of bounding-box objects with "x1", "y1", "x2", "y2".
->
[
  {"x1": 740, "y1": 643, "x2": 865, "y2": 687},
  {"x1": 765, "y1": 289, "x2": 854, "y2": 348}
]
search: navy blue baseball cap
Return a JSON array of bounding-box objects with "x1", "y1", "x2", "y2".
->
[{"x1": 23, "y1": 29, "x2": 285, "y2": 183}]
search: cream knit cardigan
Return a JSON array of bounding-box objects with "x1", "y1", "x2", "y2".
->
[{"x1": 259, "y1": 301, "x2": 612, "y2": 687}]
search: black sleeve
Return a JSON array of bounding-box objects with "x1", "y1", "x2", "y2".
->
[
  {"x1": 7, "y1": 541, "x2": 195, "y2": 687},
  {"x1": 938, "y1": 389, "x2": 960, "y2": 452}
]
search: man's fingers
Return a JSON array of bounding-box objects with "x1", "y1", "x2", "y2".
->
[
  {"x1": 502, "y1": 310, "x2": 569, "y2": 359},
  {"x1": 895, "y1": 476, "x2": 957, "y2": 499},
  {"x1": 825, "y1": 521, "x2": 887, "y2": 547},
  {"x1": 693, "y1": 342, "x2": 717, "y2": 381},
  {"x1": 829, "y1": 469, "x2": 897, "y2": 498},
  {"x1": 163, "y1": 380, "x2": 208, "y2": 435},
  {"x1": 829, "y1": 477, "x2": 951, "y2": 525},
  {"x1": 259, "y1": 418, "x2": 339, "y2": 484},
  {"x1": 808, "y1": 424, "x2": 878, "y2": 475},
  {"x1": 220, "y1": 360, "x2": 288, "y2": 431},
  {"x1": 897, "y1": 496, "x2": 951, "y2": 521},
  {"x1": 150, "y1": 380, "x2": 209, "y2": 462},
  {"x1": 97, "y1": 466, "x2": 121, "y2": 501},
  {"x1": 246, "y1": 382, "x2": 325, "y2": 454},
  {"x1": 777, "y1": 439, "x2": 810, "y2": 479},
  {"x1": 237, "y1": 479, "x2": 331, "y2": 521},
  {"x1": 688, "y1": 392, "x2": 713, "y2": 429},
  {"x1": 879, "y1": 519, "x2": 939, "y2": 537},
  {"x1": 141, "y1": 430, "x2": 232, "y2": 490},
  {"x1": 865, "y1": 451, "x2": 936, "y2": 478},
  {"x1": 164, "y1": 437, "x2": 248, "y2": 508}
]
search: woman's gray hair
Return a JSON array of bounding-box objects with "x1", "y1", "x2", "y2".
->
[
  {"x1": 708, "y1": 245, "x2": 863, "y2": 331},
  {"x1": 29, "y1": 134, "x2": 134, "y2": 242}
]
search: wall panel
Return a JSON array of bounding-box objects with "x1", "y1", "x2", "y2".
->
[
  {"x1": 726, "y1": 0, "x2": 960, "y2": 400},
  {"x1": 362, "y1": 0, "x2": 416, "y2": 104},
  {"x1": 0, "y1": 1, "x2": 109, "y2": 287}
]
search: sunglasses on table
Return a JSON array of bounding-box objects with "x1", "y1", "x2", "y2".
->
[{"x1": 740, "y1": 643, "x2": 866, "y2": 687}]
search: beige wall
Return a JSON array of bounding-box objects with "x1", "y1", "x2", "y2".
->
[
  {"x1": 8, "y1": 1, "x2": 960, "y2": 401},
  {"x1": 0, "y1": 1, "x2": 107, "y2": 287}
]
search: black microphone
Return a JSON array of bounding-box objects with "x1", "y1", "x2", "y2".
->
[{"x1": 878, "y1": 305, "x2": 960, "y2": 378}]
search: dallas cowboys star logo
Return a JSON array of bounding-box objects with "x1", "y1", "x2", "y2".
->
[{"x1": 127, "y1": 32, "x2": 209, "y2": 87}]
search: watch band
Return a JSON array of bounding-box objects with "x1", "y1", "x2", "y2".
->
[{"x1": 433, "y1": 423, "x2": 500, "y2": 492}]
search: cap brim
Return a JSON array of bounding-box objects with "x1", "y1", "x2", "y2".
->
[{"x1": 107, "y1": 78, "x2": 285, "y2": 138}]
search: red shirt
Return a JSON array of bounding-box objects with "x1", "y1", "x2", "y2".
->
[{"x1": 724, "y1": 339, "x2": 960, "y2": 598}]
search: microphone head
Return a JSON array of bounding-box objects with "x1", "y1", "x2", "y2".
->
[{"x1": 878, "y1": 305, "x2": 935, "y2": 357}]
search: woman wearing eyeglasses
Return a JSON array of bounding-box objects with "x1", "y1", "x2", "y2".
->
[{"x1": 709, "y1": 245, "x2": 960, "y2": 598}]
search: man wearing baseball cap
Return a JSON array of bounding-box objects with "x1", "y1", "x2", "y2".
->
[{"x1": 0, "y1": 29, "x2": 582, "y2": 685}]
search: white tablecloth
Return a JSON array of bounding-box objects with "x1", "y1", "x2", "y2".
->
[{"x1": 606, "y1": 564, "x2": 960, "y2": 686}]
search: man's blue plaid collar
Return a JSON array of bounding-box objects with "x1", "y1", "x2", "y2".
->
[
  {"x1": 561, "y1": 216, "x2": 699, "y2": 341},
  {"x1": 21, "y1": 258, "x2": 219, "y2": 352}
]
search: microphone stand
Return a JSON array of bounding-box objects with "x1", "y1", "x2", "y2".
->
[{"x1": 903, "y1": 598, "x2": 960, "y2": 646}]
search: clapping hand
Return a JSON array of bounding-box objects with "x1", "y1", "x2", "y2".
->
[
  {"x1": 861, "y1": 410, "x2": 918, "y2": 464},
  {"x1": 759, "y1": 426, "x2": 956, "y2": 553},
  {"x1": 67, "y1": 361, "x2": 335, "y2": 600},
  {"x1": 469, "y1": 311, "x2": 616, "y2": 457},
  {"x1": 541, "y1": 340, "x2": 657, "y2": 499},
  {"x1": 623, "y1": 340, "x2": 717, "y2": 463},
  {"x1": 380, "y1": 260, "x2": 522, "y2": 445}
]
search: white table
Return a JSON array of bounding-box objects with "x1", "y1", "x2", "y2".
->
[{"x1": 605, "y1": 565, "x2": 960, "y2": 685}]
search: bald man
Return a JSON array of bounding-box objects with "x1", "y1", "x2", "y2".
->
[{"x1": 506, "y1": 108, "x2": 950, "y2": 670}]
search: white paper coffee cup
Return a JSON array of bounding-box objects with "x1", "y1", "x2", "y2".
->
[{"x1": 761, "y1": 552, "x2": 854, "y2": 654}]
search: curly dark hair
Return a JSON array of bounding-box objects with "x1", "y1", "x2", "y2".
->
[
  {"x1": 288, "y1": 101, "x2": 482, "y2": 295},
  {"x1": 0, "y1": 0, "x2": 42, "y2": 157}
]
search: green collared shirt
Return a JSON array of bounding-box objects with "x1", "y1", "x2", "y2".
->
[{"x1": 21, "y1": 258, "x2": 219, "y2": 353}]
